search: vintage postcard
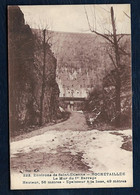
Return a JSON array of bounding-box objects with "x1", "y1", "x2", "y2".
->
[{"x1": 8, "y1": 4, "x2": 133, "y2": 189}]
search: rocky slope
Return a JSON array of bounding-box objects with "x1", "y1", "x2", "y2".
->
[{"x1": 8, "y1": 6, "x2": 60, "y2": 136}]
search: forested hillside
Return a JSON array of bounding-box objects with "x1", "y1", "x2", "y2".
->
[{"x1": 50, "y1": 31, "x2": 130, "y2": 99}]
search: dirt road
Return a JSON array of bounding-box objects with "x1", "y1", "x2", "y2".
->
[{"x1": 11, "y1": 112, "x2": 132, "y2": 173}]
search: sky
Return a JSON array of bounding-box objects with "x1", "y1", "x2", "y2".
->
[{"x1": 20, "y1": 4, "x2": 131, "y2": 34}]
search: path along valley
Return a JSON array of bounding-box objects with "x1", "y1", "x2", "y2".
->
[{"x1": 11, "y1": 112, "x2": 132, "y2": 173}]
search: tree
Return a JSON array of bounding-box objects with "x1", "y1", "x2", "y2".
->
[
  {"x1": 33, "y1": 26, "x2": 60, "y2": 126},
  {"x1": 39, "y1": 29, "x2": 46, "y2": 125},
  {"x1": 84, "y1": 6, "x2": 131, "y2": 126}
]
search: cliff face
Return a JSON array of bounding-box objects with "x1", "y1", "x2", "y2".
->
[
  {"x1": 8, "y1": 6, "x2": 60, "y2": 136},
  {"x1": 33, "y1": 30, "x2": 61, "y2": 124},
  {"x1": 33, "y1": 38, "x2": 61, "y2": 124},
  {"x1": 8, "y1": 6, "x2": 35, "y2": 134}
]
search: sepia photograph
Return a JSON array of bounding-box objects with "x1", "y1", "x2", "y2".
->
[{"x1": 8, "y1": 4, "x2": 132, "y2": 189}]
